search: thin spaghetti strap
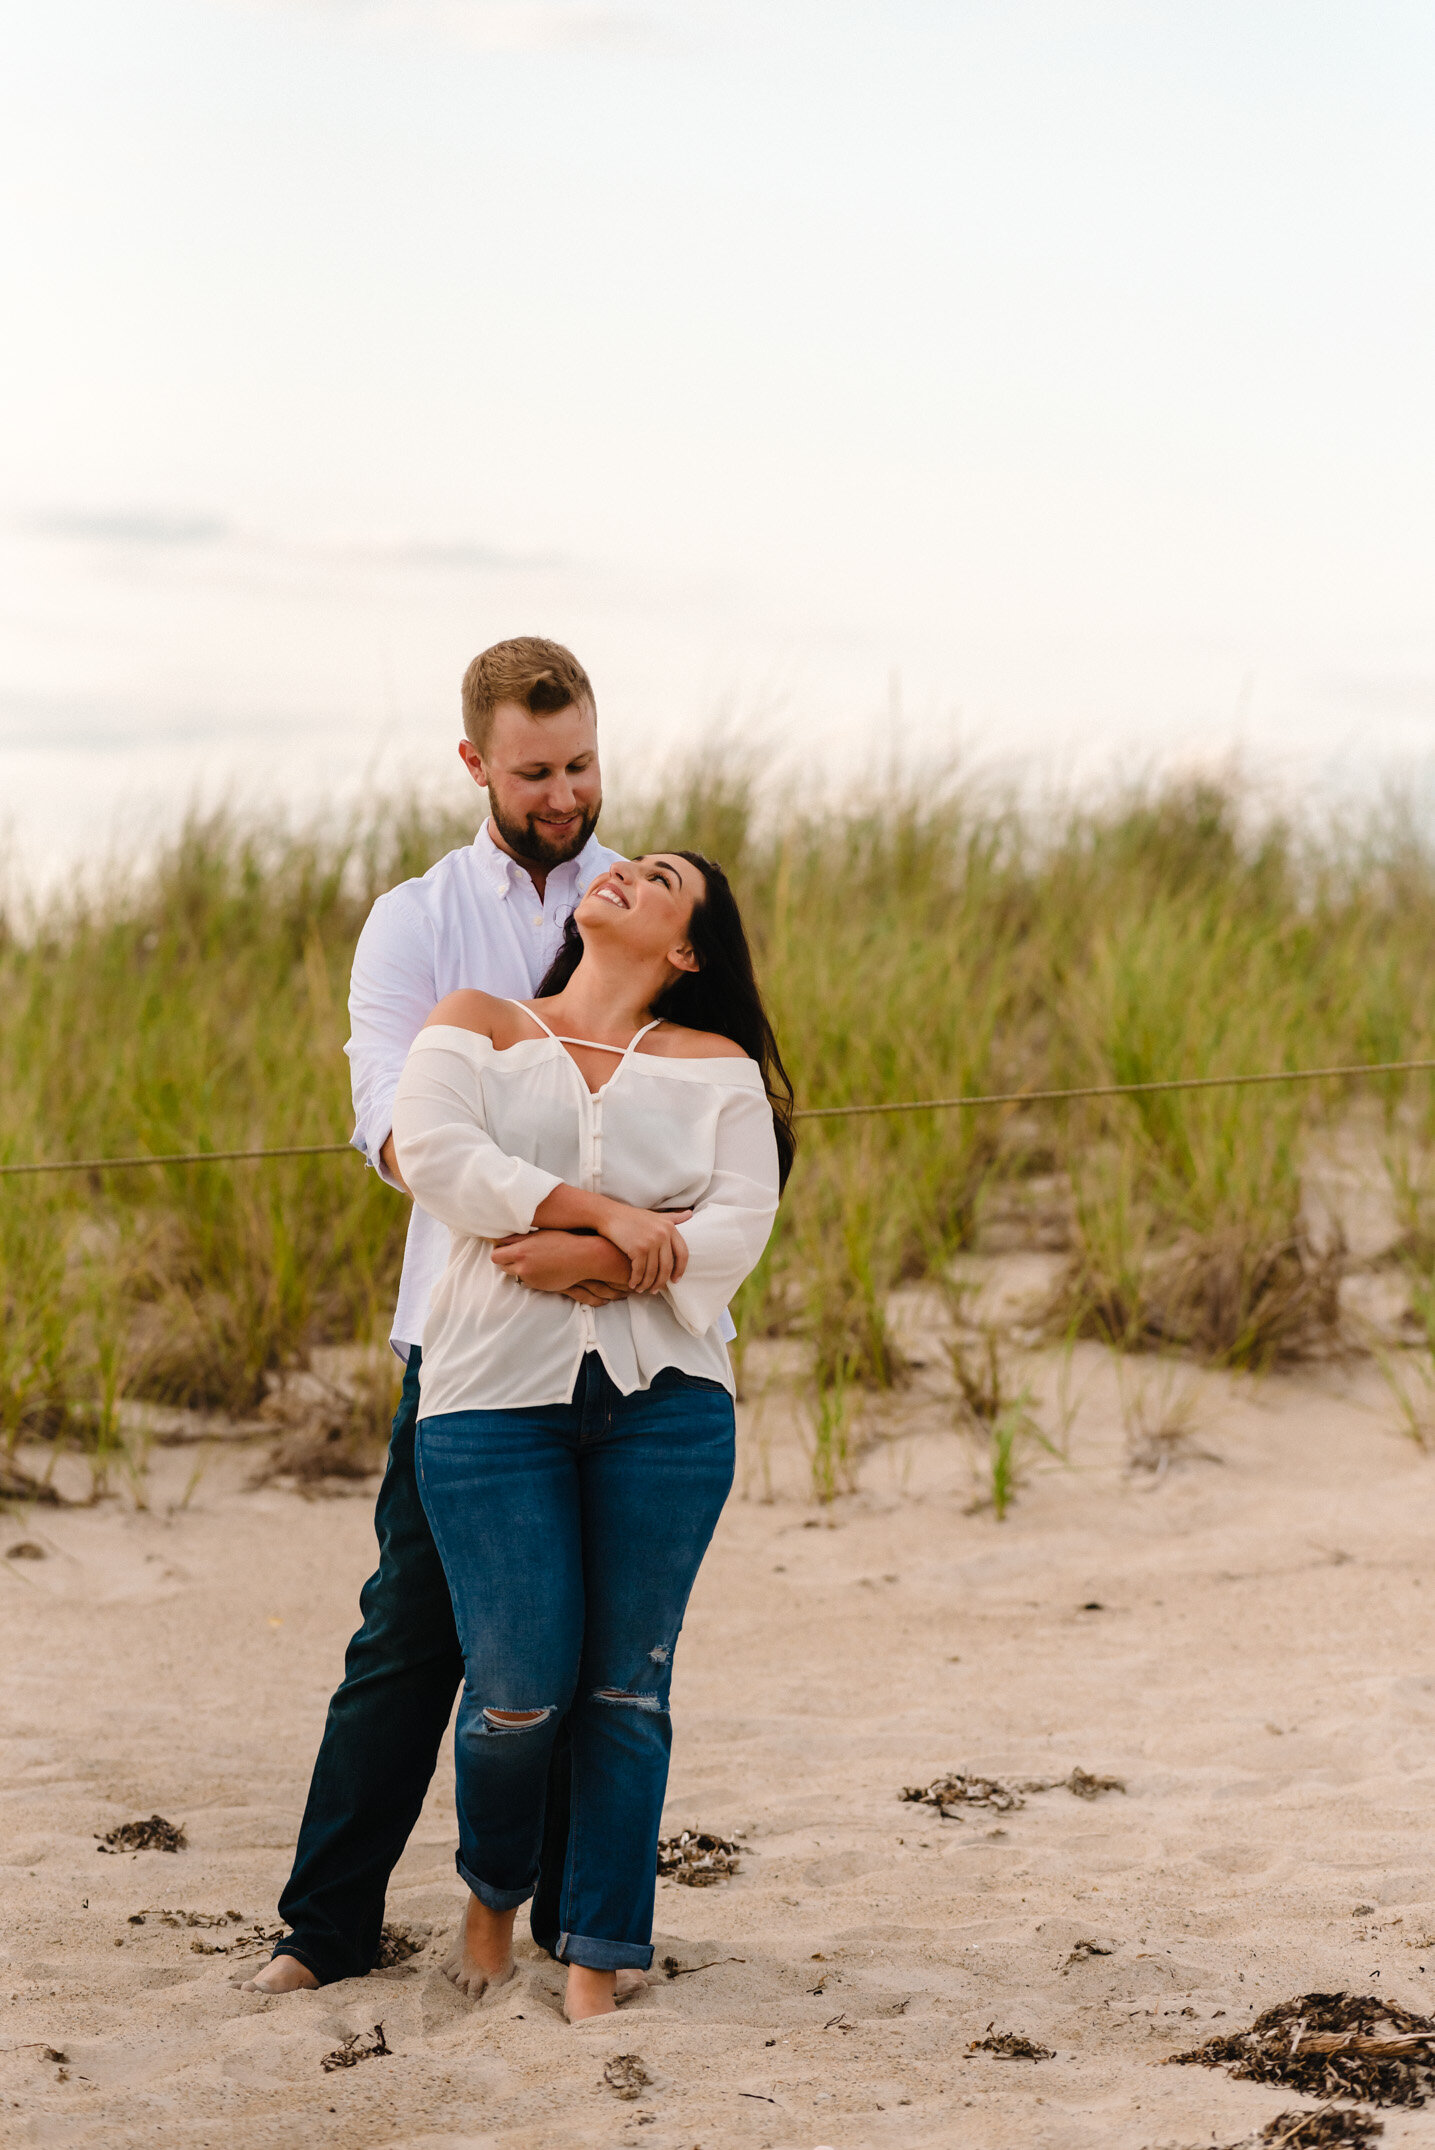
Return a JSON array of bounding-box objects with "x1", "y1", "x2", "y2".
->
[
  {"x1": 506, "y1": 1000, "x2": 662, "y2": 1058},
  {"x1": 505, "y1": 998, "x2": 559, "y2": 1041}
]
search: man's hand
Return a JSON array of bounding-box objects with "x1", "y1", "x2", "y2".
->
[
  {"x1": 491, "y1": 1230, "x2": 631, "y2": 1299},
  {"x1": 563, "y1": 1279, "x2": 630, "y2": 1307}
]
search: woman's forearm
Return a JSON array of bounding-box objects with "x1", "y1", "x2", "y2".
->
[
  {"x1": 531, "y1": 1184, "x2": 691, "y2": 1291},
  {"x1": 532, "y1": 1184, "x2": 611, "y2": 1233}
]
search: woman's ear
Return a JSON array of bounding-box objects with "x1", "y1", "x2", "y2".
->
[{"x1": 668, "y1": 939, "x2": 700, "y2": 976}]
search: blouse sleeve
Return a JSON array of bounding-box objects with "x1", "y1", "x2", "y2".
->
[
  {"x1": 391, "y1": 1028, "x2": 562, "y2": 1240},
  {"x1": 664, "y1": 1082, "x2": 781, "y2": 1337}
]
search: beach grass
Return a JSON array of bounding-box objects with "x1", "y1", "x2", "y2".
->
[{"x1": 3, "y1": 767, "x2": 1435, "y2": 1463}]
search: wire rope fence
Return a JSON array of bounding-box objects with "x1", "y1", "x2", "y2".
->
[{"x1": 5, "y1": 1055, "x2": 1435, "y2": 1175}]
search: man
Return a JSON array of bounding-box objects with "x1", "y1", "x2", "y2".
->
[{"x1": 249, "y1": 636, "x2": 624, "y2": 1995}]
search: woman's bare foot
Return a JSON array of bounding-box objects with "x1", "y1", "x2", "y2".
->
[
  {"x1": 442, "y1": 1893, "x2": 518, "y2": 1999},
  {"x1": 615, "y1": 1968, "x2": 647, "y2": 2004},
  {"x1": 563, "y1": 1964, "x2": 617, "y2": 2020},
  {"x1": 243, "y1": 1953, "x2": 319, "y2": 1994}
]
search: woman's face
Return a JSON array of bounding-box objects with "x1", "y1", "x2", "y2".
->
[{"x1": 576, "y1": 853, "x2": 705, "y2": 974}]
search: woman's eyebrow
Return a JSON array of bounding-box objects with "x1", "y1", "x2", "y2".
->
[{"x1": 648, "y1": 858, "x2": 684, "y2": 887}]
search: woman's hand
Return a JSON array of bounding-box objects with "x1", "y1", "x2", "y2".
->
[
  {"x1": 590, "y1": 1201, "x2": 692, "y2": 1293},
  {"x1": 528, "y1": 1185, "x2": 693, "y2": 1293}
]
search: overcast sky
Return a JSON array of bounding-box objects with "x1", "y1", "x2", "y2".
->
[{"x1": 4, "y1": 1, "x2": 1434, "y2": 877}]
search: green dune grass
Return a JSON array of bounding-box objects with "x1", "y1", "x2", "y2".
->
[{"x1": 3, "y1": 768, "x2": 1433, "y2": 1470}]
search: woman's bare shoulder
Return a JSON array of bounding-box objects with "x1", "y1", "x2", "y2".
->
[
  {"x1": 646, "y1": 1023, "x2": 752, "y2": 1062},
  {"x1": 422, "y1": 989, "x2": 505, "y2": 1036}
]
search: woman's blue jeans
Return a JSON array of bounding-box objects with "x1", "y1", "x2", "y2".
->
[{"x1": 414, "y1": 1353, "x2": 735, "y2": 1973}]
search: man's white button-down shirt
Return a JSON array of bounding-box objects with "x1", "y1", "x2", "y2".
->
[{"x1": 347, "y1": 818, "x2": 622, "y2": 1356}]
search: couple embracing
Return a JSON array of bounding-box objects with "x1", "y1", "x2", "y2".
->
[{"x1": 247, "y1": 638, "x2": 794, "y2": 2021}]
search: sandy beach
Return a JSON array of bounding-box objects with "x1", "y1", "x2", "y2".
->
[{"x1": 4, "y1": 1305, "x2": 1435, "y2": 2150}]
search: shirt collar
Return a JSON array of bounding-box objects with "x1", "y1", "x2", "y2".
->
[
  {"x1": 474, "y1": 818, "x2": 614, "y2": 902},
  {"x1": 472, "y1": 820, "x2": 513, "y2": 898}
]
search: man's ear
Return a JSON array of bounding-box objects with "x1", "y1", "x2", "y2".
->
[
  {"x1": 668, "y1": 940, "x2": 700, "y2": 976},
  {"x1": 458, "y1": 739, "x2": 488, "y2": 788}
]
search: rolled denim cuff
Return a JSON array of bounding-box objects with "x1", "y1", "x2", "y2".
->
[
  {"x1": 556, "y1": 1928, "x2": 654, "y2": 1972},
  {"x1": 456, "y1": 1852, "x2": 534, "y2": 1914}
]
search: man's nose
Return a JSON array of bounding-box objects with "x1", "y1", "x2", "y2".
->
[{"x1": 544, "y1": 775, "x2": 577, "y2": 813}]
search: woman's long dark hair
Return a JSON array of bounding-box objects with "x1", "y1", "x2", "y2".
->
[{"x1": 536, "y1": 851, "x2": 796, "y2": 1190}]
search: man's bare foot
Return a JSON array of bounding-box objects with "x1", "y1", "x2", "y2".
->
[
  {"x1": 615, "y1": 1968, "x2": 647, "y2": 2004},
  {"x1": 442, "y1": 1892, "x2": 518, "y2": 1999},
  {"x1": 243, "y1": 1953, "x2": 319, "y2": 1994},
  {"x1": 563, "y1": 1964, "x2": 617, "y2": 2020}
]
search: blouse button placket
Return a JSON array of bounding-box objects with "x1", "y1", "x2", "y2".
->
[{"x1": 580, "y1": 1090, "x2": 600, "y2": 1349}]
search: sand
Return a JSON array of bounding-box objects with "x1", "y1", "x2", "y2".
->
[{"x1": 4, "y1": 1306, "x2": 1435, "y2": 2150}]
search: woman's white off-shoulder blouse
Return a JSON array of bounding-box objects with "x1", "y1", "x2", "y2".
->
[{"x1": 390, "y1": 1025, "x2": 780, "y2": 1418}]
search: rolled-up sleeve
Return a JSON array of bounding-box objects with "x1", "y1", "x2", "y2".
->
[
  {"x1": 664, "y1": 1085, "x2": 780, "y2": 1337},
  {"x1": 346, "y1": 891, "x2": 442, "y2": 1188},
  {"x1": 391, "y1": 1029, "x2": 562, "y2": 1240}
]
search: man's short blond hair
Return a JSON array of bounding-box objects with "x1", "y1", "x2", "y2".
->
[{"x1": 461, "y1": 637, "x2": 594, "y2": 757}]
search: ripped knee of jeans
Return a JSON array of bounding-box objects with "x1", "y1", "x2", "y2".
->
[
  {"x1": 592, "y1": 1686, "x2": 666, "y2": 1714},
  {"x1": 477, "y1": 1704, "x2": 556, "y2": 1734}
]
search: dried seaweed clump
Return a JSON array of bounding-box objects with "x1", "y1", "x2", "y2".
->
[
  {"x1": 967, "y1": 2027, "x2": 1054, "y2": 2061},
  {"x1": 321, "y1": 2025, "x2": 391, "y2": 2072},
  {"x1": 901, "y1": 1766, "x2": 1124, "y2": 1816},
  {"x1": 656, "y1": 1830, "x2": 740, "y2": 1886},
  {"x1": 1170, "y1": 1992, "x2": 1435, "y2": 2108},
  {"x1": 603, "y1": 2053, "x2": 651, "y2": 2100},
  {"x1": 1256, "y1": 2111, "x2": 1383, "y2": 2148},
  {"x1": 127, "y1": 1907, "x2": 241, "y2": 1929},
  {"x1": 902, "y1": 1771, "x2": 1025, "y2": 1816},
  {"x1": 96, "y1": 1815, "x2": 187, "y2": 1854},
  {"x1": 1060, "y1": 1767, "x2": 1126, "y2": 1800},
  {"x1": 374, "y1": 1921, "x2": 427, "y2": 1968}
]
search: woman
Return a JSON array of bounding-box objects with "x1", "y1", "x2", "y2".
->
[{"x1": 389, "y1": 849, "x2": 793, "y2": 2022}]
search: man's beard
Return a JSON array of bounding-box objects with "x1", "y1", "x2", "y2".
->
[{"x1": 489, "y1": 793, "x2": 601, "y2": 871}]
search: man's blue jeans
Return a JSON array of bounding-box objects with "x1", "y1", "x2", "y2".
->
[
  {"x1": 414, "y1": 1354, "x2": 735, "y2": 1973},
  {"x1": 272, "y1": 1349, "x2": 572, "y2": 1984}
]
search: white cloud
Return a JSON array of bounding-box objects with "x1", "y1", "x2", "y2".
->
[
  {"x1": 236, "y1": 0, "x2": 662, "y2": 53},
  {"x1": 15, "y1": 508, "x2": 551, "y2": 575},
  {"x1": 21, "y1": 510, "x2": 231, "y2": 549}
]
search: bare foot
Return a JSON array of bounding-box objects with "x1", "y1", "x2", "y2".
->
[
  {"x1": 615, "y1": 1968, "x2": 648, "y2": 2005},
  {"x1": 442, "y1": 1893, "x2": 518, "y2": 1999},
  {"x1": 564, "y1": 1964, "x2": 617, "y2": 2021},
  {"x1": 242, "y1": 1953, "x2": 319, "y2": 1994}
]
